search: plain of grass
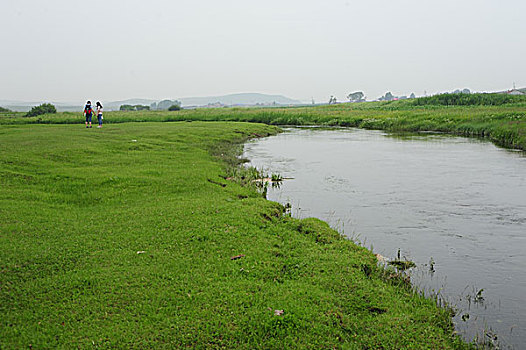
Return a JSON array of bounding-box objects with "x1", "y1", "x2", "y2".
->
[
  {"x1": 0, "y1": 122, "x2": 469, "y2": 348},
  {"x1": 2, "y1": 97, "x2": 525, "y2": 150}
]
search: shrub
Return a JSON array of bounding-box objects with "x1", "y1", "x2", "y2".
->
[
  {"x1": 120, "y1": 104, "x2": 150, "y2": 111},
  {"x1": 25, "y1": 103, "x2": 57, "y2": 117},
  {"x1": 120, "y1": 104, "x2": 135, "y2": 111},
  {"x1": 168, "y1": 104, "x2": 181, "y2": 111}
]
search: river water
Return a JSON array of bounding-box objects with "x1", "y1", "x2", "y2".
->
[{"x1": 243, "y1": 127, "x2": 526, "y2": 348}]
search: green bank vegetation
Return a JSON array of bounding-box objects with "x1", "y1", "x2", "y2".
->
[
  {"x1": 120, "y1": 104, "x2": 150, "y2": 111},
  {"x1": 1, "y1": 122, "x2": 470, "y2": 348},
  {"x1": 413, "y1": 92, "x2": 525, "y2": 106},
  {"x1": 2, "y1": 93, "x2": 525, "y2": 150},
  {"x1": 2, "y1": 94, "x2": 523, "y2": 347},
  {"x1": 25, "y1": 103, "x2": 57, "y2": 118}
]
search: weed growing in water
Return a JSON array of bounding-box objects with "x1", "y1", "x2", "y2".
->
[
  {"x1": 271, "y1": 173, "x2": 283, "y2": 182},
  {"x1": 388, "y1": 248, "x2": 417, "y2": 271},
  {"x1": 429, "y1": 256, "x2": 436, "y2": 273},
  {"x1": 388, "y1": 259, "x2": 417, "y2": 270}
]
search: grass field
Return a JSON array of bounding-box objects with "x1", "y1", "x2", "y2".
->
[
  {"x1": 0, "y1": 122, "x2": 469, "y2": 348},
  {"x1": 2, "y1": 97, "x2": 525, "y2": 150}
]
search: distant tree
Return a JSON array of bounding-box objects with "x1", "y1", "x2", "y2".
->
[
  {"x1": 453, "y1": 88, "x2": 471, "y2": 94},
  {"x1": 347, "y1": 91, "x2": 365, "y2": 102},
  {"x1": 25, "y1": 103, "x2": 56, "y2": 117},
  {"x1": 168, "y1": 104, "x2": 181, "y2": 111},
  {"x1": 157, "y1": 99, "x2": 182, "y2": 110},
  {"x1": 0, "y1": 106, "x2": 11, "y2": 113},
  {"x1": 120, "y1": 104, "x2": 150, "y2": 111},
  {"x1": 409, "y1": 92, "x2": 416, "y2": 99},
  {"x1": 379, "y1": 92, "x2": 394, "y2": 101},
  {"x1": 120, "y1": 104, "x2": 135, "y2": 111},
  {"x1": 328, "y1": 95, "x2": 337, "y2": 104},
  {"x1": 134, "y1": 105, "x2": 150, "y2": 111},
  {"x1": 157, "y1": 100, "x2": 173, "y2": 110}
]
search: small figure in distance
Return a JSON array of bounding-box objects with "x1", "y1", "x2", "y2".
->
[
  {"x1": 83, "y1": 100, "x2": 93, "y2": 128},
  {"x1": 96, "y1": 101, "x2": 103, "y2": 128}
]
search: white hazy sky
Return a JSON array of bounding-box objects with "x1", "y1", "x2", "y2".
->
[{"x1": 1, "y1": 0, "x2": 525, "y2": 103}]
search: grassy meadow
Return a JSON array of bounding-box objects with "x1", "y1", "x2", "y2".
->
[
  {"x1": 0, "y1": 122, "x2": 470, "y2": 348},
  {"x1": 2, "y1": 95, "x2": 525, "y2": 150}
]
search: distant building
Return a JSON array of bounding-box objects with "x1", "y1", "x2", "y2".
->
[{"x1": 507, "y1": 89, "x2": 525, "y2": 95}]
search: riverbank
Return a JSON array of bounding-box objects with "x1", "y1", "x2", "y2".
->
[
  {"x1": 2, "y1": 98, "x2": 525, "y2": 150},
  {"x1": 245, "y1": 127, "x2": 526, "y2": 348},
  {"x1": 0, "y1": 122, "x2": 469, "y2": 348}
]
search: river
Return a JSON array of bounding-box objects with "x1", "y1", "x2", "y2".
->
[{"x1": 243, "y1": 127, "x2": 526, "y2": 348}]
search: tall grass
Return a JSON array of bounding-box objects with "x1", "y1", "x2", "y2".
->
[
  {"x1": 2, "y1": 99, "x2": 525, "y2": 150},
  {"x1": 413, "y1": 93, "x2": 526, "y2": 106}
]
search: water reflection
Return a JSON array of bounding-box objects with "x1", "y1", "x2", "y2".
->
[{"x1": 244, "y1": 127, "x2": 526, "y2": 349}]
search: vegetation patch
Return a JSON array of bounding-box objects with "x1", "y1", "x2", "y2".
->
[
  {"x1": 0, "y1": 122, "x2": 470, "y2": 348},
  {"x1": 413, "y1": 93, "x2": 526, "y2": 106},
  {"x1": 2, "y1": 97, "x2": 525, "y2": 150},
  {"x1": 388, "y1": 259, "x2": 417, "y2": 271},
  {"x1": 25, "y1": 103, "x2": 57, "y2": 117}
]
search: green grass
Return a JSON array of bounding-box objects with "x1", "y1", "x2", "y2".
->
[
  {"x1": 413, "y1": 92, "x2": 526, "y2": 106},
  {"x1": 2, "y1": 98, "x2": 525, "y2": 150},
  {"x1": 0, "y1": 122, "x2": 469, "y2": 348}
]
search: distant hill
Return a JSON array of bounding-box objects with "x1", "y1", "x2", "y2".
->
[
  {"x1": 495, "y1": 87, "x2": 526, "y2": 95},
  {"x1": 105, "y1": 94, "x2": 302, "y2": 109},
  {"x1": 0, "y1": 93, "x2": 303, "y2": 112},
  {"x1": 104, "y1": 98, "x2": 158, "y2": 110},
  {"x1": 0, "y1": 100, "x2": 82, "y2": 112},
  {"x1": 179, "y1": 93, "x2": 302, "y2": 106}
]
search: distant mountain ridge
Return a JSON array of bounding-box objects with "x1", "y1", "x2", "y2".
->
[
  {"x1": 496, "y1": 87, "x2": 526, "y2": 94},
  {"x1": 107, "y1": 98, "x2": 157, "y2": 106},
  {"x1": 179, "y1": 93, "x2": 302, "y2": 106},
  {"x1": 0, "y1": 100, "x2": 83, "y2": 112},
  {"x1": 1, "y1": 93, "x2": 303, "y2": 111},
  {"x1": 106, "y1": 93, "x2": 303, "y2": 107}
]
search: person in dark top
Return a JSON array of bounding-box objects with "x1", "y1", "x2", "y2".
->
[{"x1": 83, "y1": 101, "x2": 93, "y2": 128}]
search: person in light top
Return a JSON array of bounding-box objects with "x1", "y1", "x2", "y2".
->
[{"x1": 96, "y1": 101, "x2": 103, "y2": 128}]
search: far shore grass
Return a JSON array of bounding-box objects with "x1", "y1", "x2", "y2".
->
[
  {"x1": 0, "y1": 122, "x2": 470, "y2": 348},
  {"x1": 2, "y1": 98, "x2": 525, "y2": 150}
]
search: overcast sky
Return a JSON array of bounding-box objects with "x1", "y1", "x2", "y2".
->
[{"x1": 1, "y1": 0, "x2": 525, "y2": 103}]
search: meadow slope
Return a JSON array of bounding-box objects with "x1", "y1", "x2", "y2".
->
[{"x1": 0, "y1": 122, "x2": 468, "y2": 348}]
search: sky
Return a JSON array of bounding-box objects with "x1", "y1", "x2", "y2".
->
[{"x1": 1, "y1": 0, "x2": 525, "y2": 103}]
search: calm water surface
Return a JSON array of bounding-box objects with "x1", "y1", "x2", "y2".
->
[{"x1": 244, "y1": 127, "x2": 526, "y2": 348}]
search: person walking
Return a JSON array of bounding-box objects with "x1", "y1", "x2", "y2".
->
[
  {"x1": 83, "y1": 101, "x2": 93, "y2": 128},
  {"x1": 96, "y1": 101, "x2": 103, "y2": 128}
]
